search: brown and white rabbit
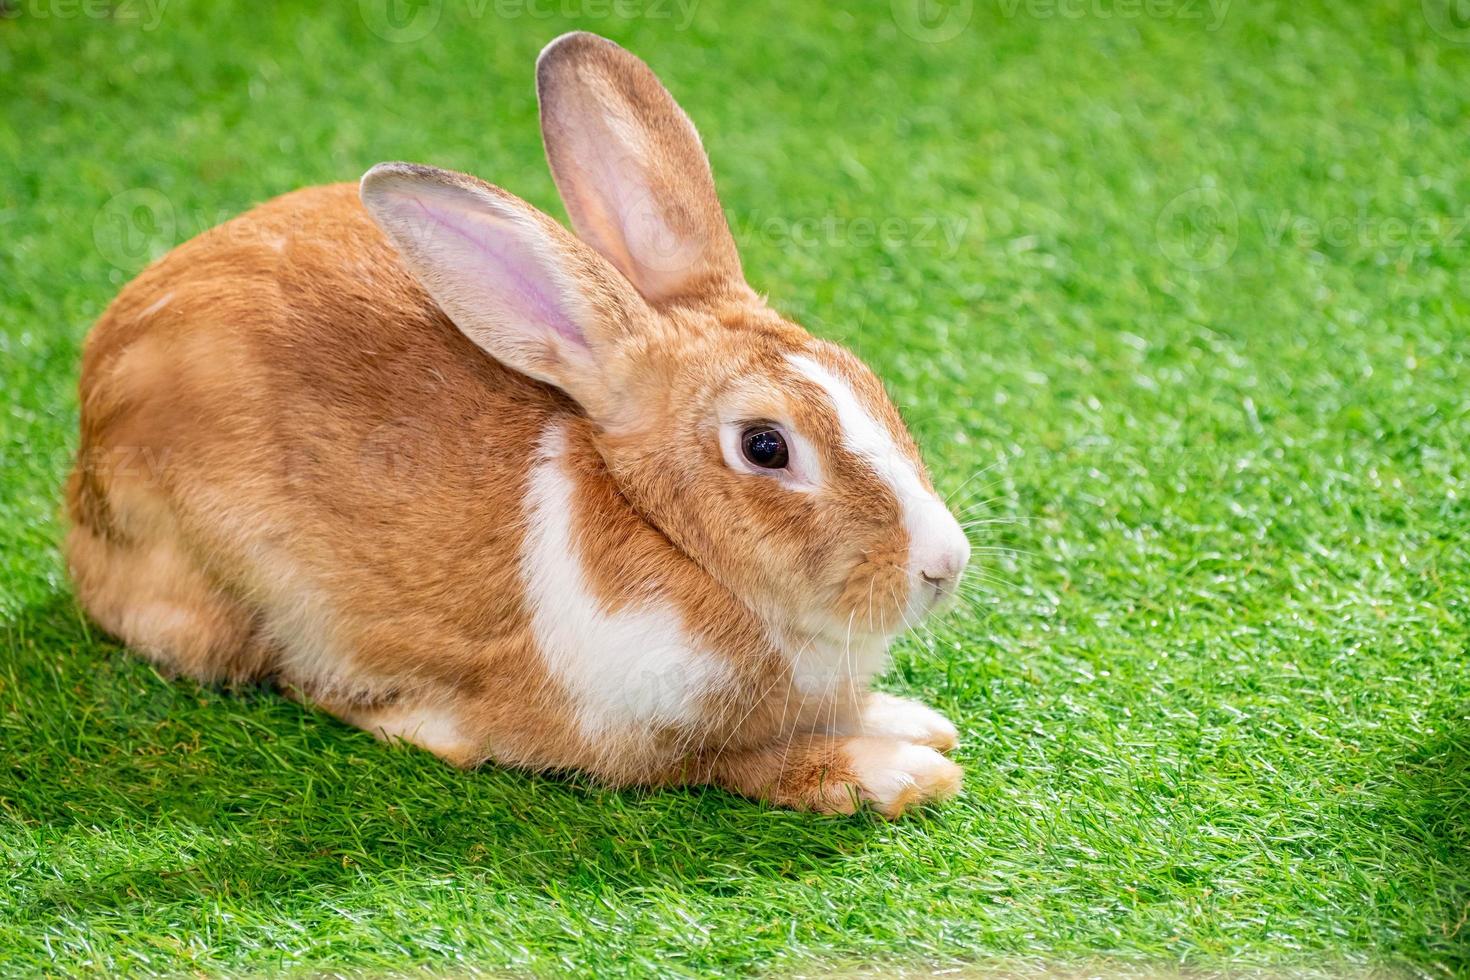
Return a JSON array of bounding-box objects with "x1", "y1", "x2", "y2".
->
[{"x1": 65, "y1": 32, "x2": 972, "y2": 817}]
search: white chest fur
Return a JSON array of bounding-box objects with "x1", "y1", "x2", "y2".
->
[
  {"x1": 520, "y1": 426, "x2": 733, "y2": 742},
  {"x1": 776, "y1": 627, "x2": 892, "y2": 699}
]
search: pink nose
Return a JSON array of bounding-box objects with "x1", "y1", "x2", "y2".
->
[
  {"x1": 907, "y1": 494, "x2": 971, "y2": 600},
  {"x1": 919, "y1": 551, "x2": 965, "y2": 592},
  {"x1": 917, "y1": 532, "x2": 969, "y2": 591}
]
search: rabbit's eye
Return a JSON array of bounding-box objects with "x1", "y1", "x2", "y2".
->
[{"x1": 741, "y1": 426, "x2": 789, "y2": 469}]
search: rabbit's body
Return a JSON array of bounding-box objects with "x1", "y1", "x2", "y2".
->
[
  {"x1": 67, "y1": 34, "x2": 972, "y2": 816},
  {"x1": 71, "y1": 184, "x2": 783, "y2": 777}
]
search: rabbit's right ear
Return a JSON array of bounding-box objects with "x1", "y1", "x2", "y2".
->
[
  {"x1": 536, "y1": 32, "x2": 744, "y2": 307},
  {"x1": 360, "y1": 162, "x2": 649, "y2": 424}
]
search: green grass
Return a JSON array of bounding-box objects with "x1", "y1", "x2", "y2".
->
[{"x1": 3, "y1": 0, "x2": 1470, "y2": 975}]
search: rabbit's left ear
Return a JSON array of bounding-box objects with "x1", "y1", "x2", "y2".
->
[
  {"x1": 360, "y1": 162, "x2": 650, "y2": 426},
  {"x1": 536, "y1": 32, "x2": 744, "y2": 307}
]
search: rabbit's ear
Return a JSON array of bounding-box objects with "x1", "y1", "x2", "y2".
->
[
  {"x1": 536, "y1": 32, "x2": 743, "y2": 306},
  {"x1": 361, "y1": 162, "x2": 647, "y2": 422}
]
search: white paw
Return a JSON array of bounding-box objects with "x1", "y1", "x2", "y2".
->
[
  {"x1": 855, "y1": 693, "x2": 959, "y2": 752},
  {"x1": 343, "y1": 702, "x2": 479, "y2": 767},
  {"x1": 843, "y1": 736, "x2": 963, "y2": 818}
]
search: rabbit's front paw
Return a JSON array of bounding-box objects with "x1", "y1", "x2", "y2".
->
[
  {"x1": 840, "y1": 736, "x2": 962, "y2": 818},
  {"x1": 850, "y1": 692, "x2": 958, "y2": 752}
]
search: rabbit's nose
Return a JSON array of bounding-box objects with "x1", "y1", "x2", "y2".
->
[
  {"x1": 920, "y1": 551, "x2": 965, "y2": 593},
  {"x1": 913, "y1": 517, "x2": 970, "y2": 597}
]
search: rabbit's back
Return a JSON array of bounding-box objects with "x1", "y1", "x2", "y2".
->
[{"x1": 67, "y1": 183, "x2": 572, "y2": 711}]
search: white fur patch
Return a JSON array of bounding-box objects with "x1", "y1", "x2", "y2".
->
[
  {"x1": 781, "y1": 628, "x2": 892, "y2": 696},
  {"x1": 787, "y1": 353, "x2": 969, "y2": 613},
  {"x1": 362, "y1": 702, "x2": 473, "y2": 760},
  {"x1": 138, "y1": 291, "x2": 174, "y2": 319},
  {"x1": 843, "y1": 736, "x2": 963, "y2": 816},
  {"x1": 521, "y1": 425, "x2": 732, "y2": 740},
  {"x1": 844, "y1": 692, "x2": 958, "y2": 750},
  {"x1": 788, "y1": 354, "x2": 927, "y2": 502}
]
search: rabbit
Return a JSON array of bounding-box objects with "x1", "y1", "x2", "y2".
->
[{"x1": 65, "y1": 31, "x2": 972, "y2": 818}]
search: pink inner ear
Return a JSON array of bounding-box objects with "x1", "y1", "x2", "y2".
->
[{"x1": 399, "y1": 191, "x2": 586, "y2": 347}]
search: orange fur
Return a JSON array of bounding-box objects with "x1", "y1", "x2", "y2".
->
[{"x1": 65, "y1": 32, "x2": 967, "y2": 817}]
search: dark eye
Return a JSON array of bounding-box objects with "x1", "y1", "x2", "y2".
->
[{"x1": 741, "y1": 426, "x2": 789, "y2": 470}]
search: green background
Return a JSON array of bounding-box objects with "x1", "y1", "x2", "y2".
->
[{"x1": 2, "y1": 0, "x2": 1468, "y2": 975}]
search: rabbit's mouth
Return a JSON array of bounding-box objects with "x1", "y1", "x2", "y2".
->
[
  {"x1": 913, "y1": 570, "x2": 963, "y2": 620},
  {"x1": 827, "y1": 524, "x2": 969, "y2": 640},
  {"x1": 827, "y1": 555, "x2": 912, "y2": 639},
  {"x1": 919, "y1": 574, "x2": 952, "y2": 608}
]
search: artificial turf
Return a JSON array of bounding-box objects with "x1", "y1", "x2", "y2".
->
[{"x1": 2, "y1": 0, "x2": 1469, "y2": 975}]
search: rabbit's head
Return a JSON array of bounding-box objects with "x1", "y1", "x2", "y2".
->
[{"x1": 362, "y1": 33, "x2": 968, "y2": 650}]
